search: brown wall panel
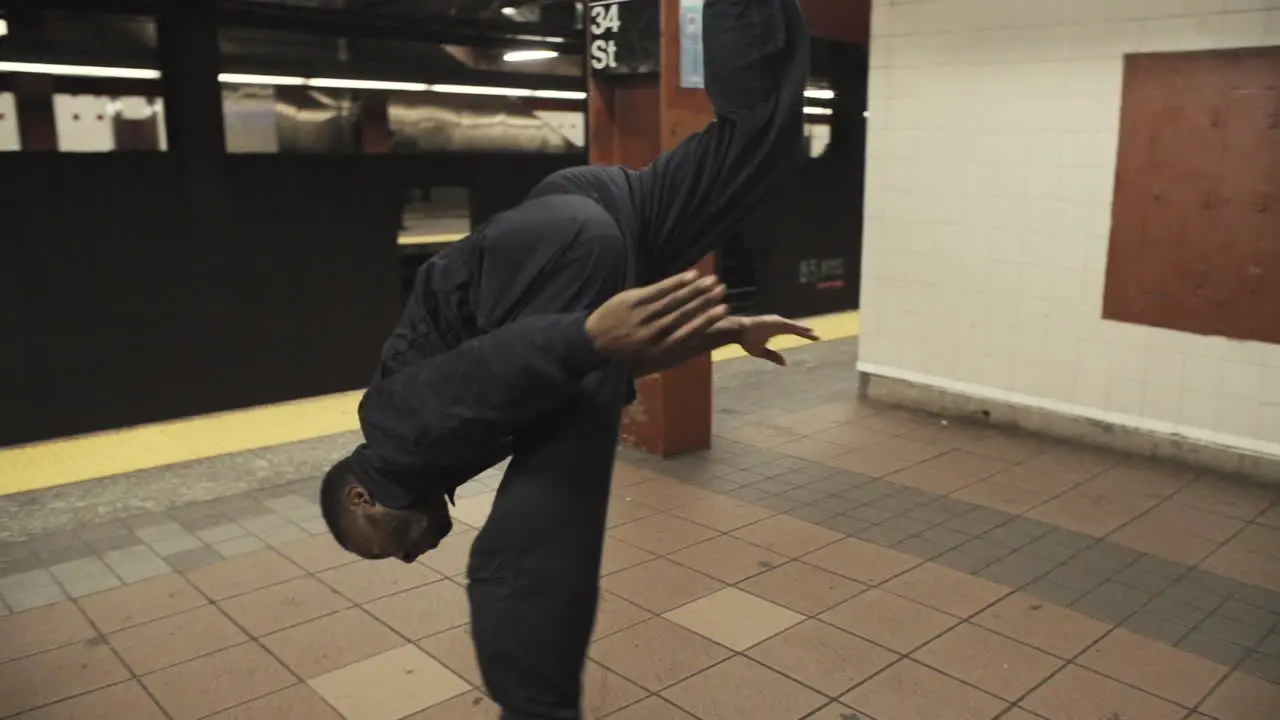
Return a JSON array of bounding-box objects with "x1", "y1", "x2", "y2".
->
[{"x1": 1104, "y1": 47, "x2": 1280, "y2": 344}]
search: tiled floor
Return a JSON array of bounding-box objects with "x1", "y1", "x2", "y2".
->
[{"x1": 1, "y1": 339, "x2": 1278, "y2": 719}]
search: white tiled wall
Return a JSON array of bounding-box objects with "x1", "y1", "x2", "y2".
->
[{"x1": 858, "y1": 0, "x2": 1280, "y2": 455}]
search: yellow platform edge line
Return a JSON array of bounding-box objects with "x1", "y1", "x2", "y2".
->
[{"x1": 0, "y1": 310, "x2": 859, "y2": 496}]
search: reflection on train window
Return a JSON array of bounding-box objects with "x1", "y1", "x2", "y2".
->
[{"x1": 399, "y1": 186, "x2": 472, "y2": 247}]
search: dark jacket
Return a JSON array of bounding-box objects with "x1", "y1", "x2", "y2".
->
[{"x1": 353, "y1": 0, "x2": 811, "y2": 507}]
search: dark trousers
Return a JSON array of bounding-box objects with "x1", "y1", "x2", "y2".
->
[{"x1": 466, "y1": 219, "x2": 630, "y2": 720}]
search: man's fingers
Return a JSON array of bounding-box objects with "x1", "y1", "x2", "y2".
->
[
  {"x1": 631, "y1": 270, "x2": 701, "y2": 304},
  {"x1": 644, "y1": 275, "x2": 723, "y2": 321},
  {"x1": 759, "y1": 348, "x2": 787, "y2": 366},
  {"x1": 648, "y1": 279, "x2": 726, "y2": 331},
  {"x1": 656, "y1": 303, "x2": 730, "y2": 351}
]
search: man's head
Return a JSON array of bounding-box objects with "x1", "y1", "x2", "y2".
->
[{"x1": 319, "y1": 456, "x2": 452, "y2": 563}]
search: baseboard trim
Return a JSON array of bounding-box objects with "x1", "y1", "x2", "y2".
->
[{"x1": 857, "y1": 362, "x2": 1280, "y2": 482}]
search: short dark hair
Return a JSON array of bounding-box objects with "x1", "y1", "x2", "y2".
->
[{"x1": 320, "y1": 456, "x2": 360, "y2": 551}]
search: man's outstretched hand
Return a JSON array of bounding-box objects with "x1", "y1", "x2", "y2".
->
[
  {"x1": 585, "y1": 270, "x2": 728, "y2": 359},
  {"x1": 735, "y1": 315, "x2": 820, "y2": 366}
]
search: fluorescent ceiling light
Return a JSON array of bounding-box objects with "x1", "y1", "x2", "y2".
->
[
  {"x1": 804, "y1": 88, "x2": 835, "y2": 100},
  {"x1": 429, "y1": 83, "x2": 532, "y2": 96},
  {"x1": 530, "y1": 89, "x2": 587, "y2": 100},
  {"x1": 0, "y1": 61, "x2": 160, "y2": 79},
  {"x1": 0, "y1": 19, "x2": 9, "y2": 38},
  {"x1": 219, "y1": 73, "x2": 306, "y2": 86},
  {"x1": 803, "y1": 106, "x2": 833, "y2": 115},
  {"x1": 504, "y1": 49, "x2": 559, "y2": 62},
  {"x1": 501, "y1": 6, "x2": 520, "y2": 17},
  {"x1": 309, "y1": 77, "x2": 429, "y2": 91}
]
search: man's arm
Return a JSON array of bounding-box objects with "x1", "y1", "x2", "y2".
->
[
  {"x1": 358, "y1": 272, "x2": 727, "y2": 476},
  {"x1": 628, "y1": 0, "x2": 810, "y2": 279}
]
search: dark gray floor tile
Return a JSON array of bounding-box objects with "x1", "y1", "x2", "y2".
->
[
  {"x1": 977, "y1": 552, "x2": 1054, "y2": 589},
  {"x1": 726, "y1": 487, "x2": 773, "y2": 503},
  {"x1": 35, "y1": 543, "x2": 95, "y2": 567},
  {"x1": 0, "y1": 552, "x2": 45, "y2": 578},
  {"x1": 893, "y1": 536, "x2": 950, "y2": 561},
  {"x1": 758, "y1": 495, "x2": 804, "y2": 513},
  {"x1": 1112, "y1": 565, "x2": 1180, "y2": 594},
  {"x1": 782, "y1": 487, "x2": 832, "y2": 505},
  {"x1": 942, "y1": 508, "x2": 1011, "y2": 536},
  {"x1": 1217, "y1": 598, "x2": 1278, "y2": 628},
  {"x1": 1164, "y1": 577, "x2": 1235, "y2": 612},
  {"x1": 49, "y1": 557, "x2": 121, "y2": 598},
  {"x1": 917, "y1": 526, "x2": 971, "y2": 550},
  {"x1": 815, "y1": 497, "x2": 861, "y2": 515},
  {"x1": 165, "y1": 546, "x2": 225, "y2": 572},
  {"x1": 1071, "y1": 582, "x2": 1151, "y2": 625},
  {"x1": 934, "y1": 549, "x2": 995, "y2": 574},
  {"x1": 1071, "y1": 544, "x2": 1142, "y2": 575},
  {"x1": 1260, "y1": 632, "x2": 1280, "y2": 657},
  {"x1": 788, "y1": 505, "x2": 839, "y2": 525},
  {"x1": 954, "y1": 537, "x2": 1015, "y2": 565},
  {"x1": 868, "y1": 494, "x2": 925, "y2": 515},
  {"x1": 1123, "y1": 610, "x2": 1195, "y2": 646},
  {"x1": 847, "y1": 506, "x2": 895, "y2": 525},
  {"x1": 1178, "y1": 629, "x2": 1252, "y2": 668},
  {"x1": 1198, "y1": 614, "x2": 1271, "y2": 648},
  {"x1": 855, "y1": 524, "x2": 914, "y2": 547},
  {"x1": 1230, "y1": 583, "x2": 1280, "y2": 614},
  {"x1": 1024, "y1": 576, "x2": 1092, "y2": 607},
  {"x1": 879, "y1": 516, "x2": 934, "y2": 538},
  {"x1": 1240, "y1": 651, "x2": 1280, "y2": 684},
  {"x1": 929, "y1": 497, "x2": 977, "y2": 518},
  {"x1": 1144, "y1": 595, "x2": 1214, "y2": 628},
  {"x1": 904, "y1": 504, "x2": 958, "y2": 526},
  {"x1": 818, "y1": 515, "x2": 871, "y2": 536}
]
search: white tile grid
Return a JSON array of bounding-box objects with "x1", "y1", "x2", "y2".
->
[{"x1": 860, "y1": 0, "x2": 1280, "y2": 448}]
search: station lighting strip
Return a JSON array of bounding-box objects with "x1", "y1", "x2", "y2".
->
[{"x1": 0, "y1": 61, "x2": 835, "y2": 113}]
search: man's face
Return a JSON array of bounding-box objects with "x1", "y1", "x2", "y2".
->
[{"x1": 346, "y1": 485, "x2": 452, "y2": 563}]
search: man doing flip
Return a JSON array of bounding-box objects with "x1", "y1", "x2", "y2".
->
[{"x1": 321, "y1": 0, "x2": 812, "y2": 717}]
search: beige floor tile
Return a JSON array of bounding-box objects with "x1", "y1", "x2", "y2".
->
[
  {"x1": 609, "y1": 513, "x2": 720, "y2": 555},
  {"x1": 606, "y1": 495, "x2": 661, "y2": 528},
  {"x1": 913, "y1": 623, "x2": 1063, "y2": 701},
  {"x1": 0, "y1": 601, "x2": 97, "y2": 663},
  {"x1": 820, "y1": 588, "x2": 959, "y2": 653},
  {"x1": 584, "y1": 660, "x2": 648, "y2": 717},
  {"x1": 364, "y1": 579, "x2": 470, "y2": 640},
  {"x1": 417, "y1": 625, "x2": 483, "y2": 687},
  {"x1": 1171, "y1": 478, "x2": 1277, "y2": 521},
  {"x1": 747, "y1": 618, "x2": 897, "y2": 696},
  {"x1": 738, "y1": 561, "x2": 867, "y2": 615},
  {"x1": 730, "y1": 514, "x2": 843, "y2": 558},
  {"x1": 406, "y1": 690, "x2": 499, "y2": 720},
  {"x1": 17, "y1": 681, "x2": 167, "y2": 720},
  {"x1": 621, "y1": 477, "x2": 716, "y2": 510},
  {"x1": 317, "y1": 557, "x2": 442, "y2": 604},
  {"x1": 77, "y1": 573, "x2": 206, "y2": 633},
  {"x1": 592, "y1": 591, "x2": 653, "y2": 642},
  {"x1": 0, "y1": 643, "x2": 132, "y2": 717},
  {"x1": 661, "y1": 656, "x2": 827, "y2": 720},
  {"x1": 603, "y1": 695, "x2": 696, "y2": 719},
  {"x1": 107, "y1": 605, "x2": 247, "y2": 675},
  {"x1": 1190, "y1": 670, "x2": 1280, "y2": 720},
  {"x1": 884, "y1": 450, "x2": 1008, "y2": 494},
  {"x1": 417, "y1": 528, "x2": 477, "y2": 578},
  {"x1": 205, "y1": 684, "x2": 344, "y2": 720},
  {"x1": 1004, "y1": 710, "x2": 1051, "y2": 720},
  {"x1": 881, "y1": 562, "x2": 1010, "y2": 617},
  {"x1": 451, "y1": 491, "x2": 496, "y2": 528},
  {"x1": 185, "y1": 549, "x2": 304, "y2": 601},
  {"x1": 844, "y1": 659, "x2": 1007, "y2": 720},
  {"x1": 805, "y1": 702, "x2": 864, "y2": 720},
  {"x1": 1026, "y1": 487, "x2": 1158, "y2": 538},
  {"x1": 773, "y1": 436, "x2": 850, "y2": 462},
  {"x1": 1200, "y1": 544, "x2": 1280, "y2": 593},
  {"x1": 670, "y1": 495, "x2": 777, "y2": 532},
  {"x1": 1078, "y1": 628, "x2": 1230, "y2": 708},
  {"x1": 263, "y1": 607, "x2": 403, "y2": 679},
  {"x1": 803, "y1": 537, "x2": 922, "y2": 585},
  {"x1": 274, "y1": 534, "x2": 358, "y2": 573},
  {"x1": 589, "y1": 617, "x2": 732, "y2": 691},
  {"x1": 951, "y1": 476, "x2": 1061, "y2": 515},
  {"x1": 665, "y1": 587, "x2": 804, "y2": 651},
  {"x1": 600, "y1": 536, "x2": 657, "y2": 576},
  {"x1": 668, "y1": 535, "x2": 788, "y2": 583},
  {"x1": 309, "y1": 645, "x2": 469, "y2": 720},
  {"x1": 1021, "y1": 665, "x2": 1185, "y2": 720},
  {"x1": 219, "y1": 576, "x2": 350, "y2": 636},
  {"x1": 142, "y1": 643, "x2": 294, "y2": 720},
  {"x1": 600, "y1": 558, "x2": 724, "y2": 613},
  {"x1": 973, "y1": 593, "x2": 1111, "y2": 659}
]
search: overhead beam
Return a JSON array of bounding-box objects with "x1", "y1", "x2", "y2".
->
[{"x1": 0, "y1": 0, "x2": 583, "y2": 51}]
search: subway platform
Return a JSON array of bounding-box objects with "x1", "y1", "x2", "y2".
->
[{"x1": 0, "y1": 338, "x2": 1277, "y2": 719}]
